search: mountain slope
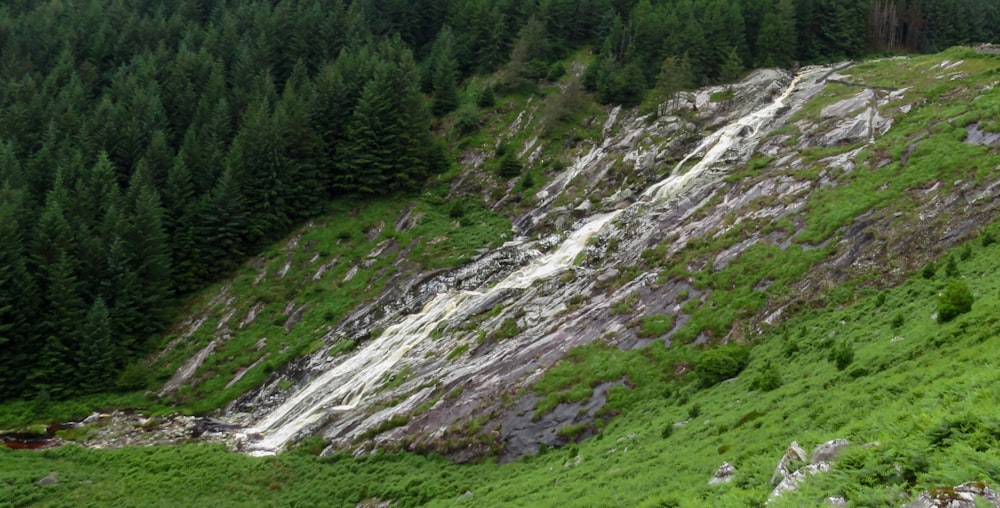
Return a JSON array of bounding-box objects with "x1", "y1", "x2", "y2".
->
[{"x1": 5, "y1": 47, "x2": 1000, "y2": 507}]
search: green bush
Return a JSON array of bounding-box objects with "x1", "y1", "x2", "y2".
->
[
  {"x1": 828, "y1": 341, "x2": 854, "y2": 371},
  {"x1": 454, "y1": 105, "x2": 481, "y2": 134},
  {"x1": 497, "y1": 152, "x2": 523, "y2": 179},
  {"x1": 695, "y1": 345, "x2": 750, "y2": 386},
  {"x1": 921, "y1": 261, "x2": 936, "y2": 279},
  {"x1": 982, "y1": 231, "x2": 996, "y2": 247},
  {"x1": 749, "y1": 364, "x2": 782, "y2": 392},
  {"x1": 476, "y1": 85, "x2": 496, "y2": 108},
  {"x1": 117, "y1": 361, "x2": 153, "y2": 390},
  {"x1": 937, "y1": 279, "x2": 974, "y2": 323}
]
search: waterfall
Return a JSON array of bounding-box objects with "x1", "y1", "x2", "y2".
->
[
  {"x1": 641, "y1": 70, "x2": 810, "y2": 202},
  {"x1": 244, "y1": 212, "x2": 622, "y2": 455},
  {"x1": 240, "y1": 68, "x2": 820, "y2": 454}
]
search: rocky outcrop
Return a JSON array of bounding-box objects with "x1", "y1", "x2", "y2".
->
[
  {"x1": 768, "y1": 439, "x2": 850, "y2": 503},
  {"x1": 906, "y1": 482, "x2": 1000, "y2": 508}
]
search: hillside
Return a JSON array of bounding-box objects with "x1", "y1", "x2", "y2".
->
[{"x1": 4, "y1": 47, "x2": 1000, "y2": 507}]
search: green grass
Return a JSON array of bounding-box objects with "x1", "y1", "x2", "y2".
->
[{"x1": 7, "y1": 228, "x2": 1000, "y2": 507}]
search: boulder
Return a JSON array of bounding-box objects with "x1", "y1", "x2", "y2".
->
[
  {"x1": 770, "y1": 441, "x2": 807, "y2": 486},
  {"x1": 709, "y1": 462, "x2": 737, "y2": 485},
  {"x1": 37, "y1": 472, "x2": 58, "y2": 486},
  {"x1": 811, "y1": 439, "x2": 850, "y2": 465}
]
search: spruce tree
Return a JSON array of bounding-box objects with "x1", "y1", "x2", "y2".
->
[
  {"x1": 429, "y1": 26, "x2": 460, "y2": 116},
  {"x1": 77, "y1": 298, "x2": 116, "y2": 393}
]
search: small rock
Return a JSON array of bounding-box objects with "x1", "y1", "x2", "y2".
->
[
  {"x1": 771, "y1": 441, "x2": 807, "y2": 486},
  {"x1": 81, "y1": 412, "x2": 101, "y2": 425},
  {"x1": 458, "y1": 491, "x2": 474, "y2": 500},
  {"x1": 709, "y1": 462, "x2": 737, "y2": 485},
  {"x1": 811, "y1": 439, "x2": 850, "y2": 465},
  {"x1": 827, "y1": 496, "x2": 847, "y2": 507},
  {"x1": 906, "y1": 481, "x2": 1000, "y2": 507},
  {"x1": 38, "y1": 472, "x2": 58, "y2": 486}
]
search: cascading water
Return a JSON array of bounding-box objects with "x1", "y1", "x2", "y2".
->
[
  {"x1": 244, "y1": 212, "x2": 622, "y2": 455},
  {"x1": 240, "y1": 67, "x2": 824, "y2": 455},
  {"x1": 641, "y1": 71, "x2": 810, "y2": 202}
]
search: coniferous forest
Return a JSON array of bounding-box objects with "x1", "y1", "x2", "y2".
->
[{"x1": 0, "y1": 0, "x2": 997, "y2": 403}]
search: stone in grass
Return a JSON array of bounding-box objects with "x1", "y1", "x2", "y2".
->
[
  {"x1": 38, "y1": 472, "x2": 58, "y2": 486},
  {"x1": 709, "y1": 462, "x2": 736, "y2": 484}
]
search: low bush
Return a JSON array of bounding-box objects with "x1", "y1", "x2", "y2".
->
[
  {"x1": 937, "y1": 279, "x2": 974, "y2": 323},
  {"x1": 696, "y1": 345, "x2": 750, "y2": 386}
]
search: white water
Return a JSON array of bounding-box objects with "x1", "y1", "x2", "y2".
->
[
  {"x1": 244, "y1": 69, "x2": 815, "y2": 454},
  {"x1": 245, "y1": 212, "x2": 622, "y2": 454},
  {"x1": 642, "y1": 71, "x2": 809, "y2": 202}
]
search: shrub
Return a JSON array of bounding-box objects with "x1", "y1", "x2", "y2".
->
[
  {"x1": 696, "y1": 345, "x2": 750, "y2": 386},
  {"x1": 454, "y1": 105, "x2": 480, "y2": 134},
  {"x1": 828, "y1": 341, "x2": 854, "y2": 371},
  {"x1": 687, "y1": 403, "x2": 701, "y2": 419},
  {"x1": 890, "y1": 312, "x2": 905, "y2": 330},
  {"x1": 448, "y1": 200, "x2": 465, "y2": 219},
  {"x1": 982, "y1": 231, "x2": 996, "y2": 247},
  {"x1": 959, "y1": 243, "x2": 972, "y2": 261},
  {"x1": 117, "y1": 361, "x2": 152, "y2": 390},
  {"x1": 497, "y1": 152, "x2": 523, "y2": 179},
  {"x1": 937, "y1": 279, "x2": 974, "y2": 323},
  {"x1": 638, "y1": 314, "x2": 676, "y2": 338},
  {"x1": 943, "y1": 254, "x2": 959, "y2": 277},
  {"x1": 749, "y1": 364, "x2": 783, "y2": 391},
  {"x1": 476, "y1": 85, "x2": 496, "y2": 108},
  {"x1": 921, "y1": 262, "x2": 936, "y2": 279}
]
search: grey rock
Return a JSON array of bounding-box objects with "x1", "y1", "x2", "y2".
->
[
  {"x1": 827, "y1": 496, "x2": 847, "y2": 507},
  {"x1": 38, "y1": 472, "x2": 58, "y2": 486},
  {"x1": 906, "y1": 482, "x2": 1000, "y2": 508},
  {"x1": 811, "y1": 439, "x2": 850, "y2": 465},
  {"x1": 709, "y1": 462, "x2": 737, "y2": 485},
  {"x1": 771, "y1": 441, "x2": 807, "y2": 486}
]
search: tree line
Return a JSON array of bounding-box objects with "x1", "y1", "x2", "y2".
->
[{"x1": 0, "y1": 0, "x2": 994, "y2": 402}]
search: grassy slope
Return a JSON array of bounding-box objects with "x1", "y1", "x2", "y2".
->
[
  {"x1": 3, "y1": 228, "x2": 999, "y2": 507},
  {"x1": 5, "y1": 49, "x2": 1000, "y2": 506}
]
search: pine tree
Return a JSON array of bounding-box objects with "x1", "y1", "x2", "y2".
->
[
  {"x1": 227, "y1": 96, "x2": 293, "y2": 245},
  {"x1": 32, "y1": 251, "x2": 86, "y2": 397},
  {"x1": 429, "y1": 26, "x2": 460, "y2": 116},
  {"x1": 0, "y1": 200, "x2": 40, "y2": 400},
  {"x1": 76, "y1": 298, "x2": 116, "y2": 393},
  {"x1": 126, "y1": 172, "x2": 173, "y2": 336},
  {"x1": 756, "y1": 0, "x2": 798, "y2": 68},
  {"x1": 163, "y1": 156, "x2": 200, "y2": 293},
  {"x1": 198, "y1": 168, "x2": 249, "y2": 278}
]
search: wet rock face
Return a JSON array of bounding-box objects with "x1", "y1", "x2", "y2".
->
[
  {"x1": 223, "y1": 67, "x2": 834, "y2": 457},
  {"x1": 223, "y1": 59, "x2": 998, "y2": 463}
]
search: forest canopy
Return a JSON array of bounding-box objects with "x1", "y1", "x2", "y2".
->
[{"x1": 0, "y1": 0, "x2": 996, "y2": 402}]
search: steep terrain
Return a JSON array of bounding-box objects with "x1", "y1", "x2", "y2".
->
[{"x1": 5, "y1": 47, "x2": 1000, "y2": 507}]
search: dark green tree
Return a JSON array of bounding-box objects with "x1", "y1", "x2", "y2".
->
[
  {"x1": 429, "y1": 26, "x2": 460, "y2": 115},
  {"x1": 76, "y1": 298, "x2": 116, "y2": 393}
]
